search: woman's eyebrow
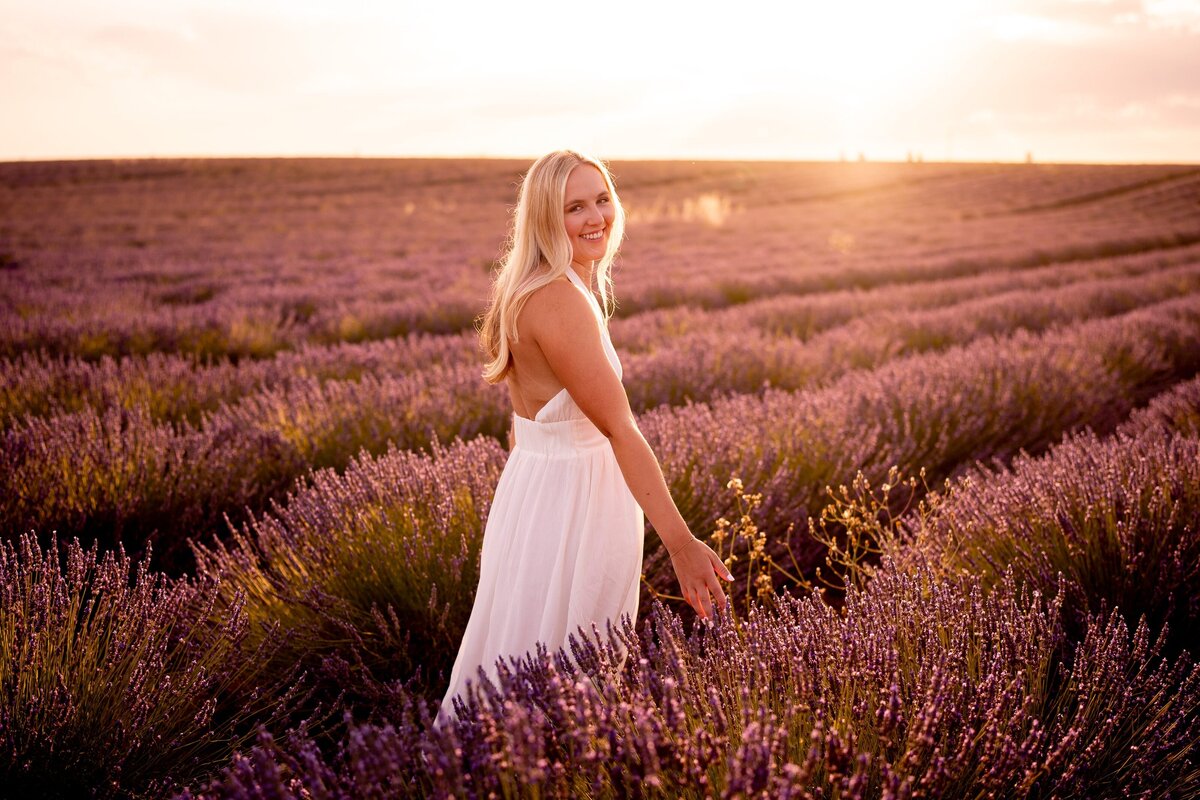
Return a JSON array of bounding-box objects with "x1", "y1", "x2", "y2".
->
[{"x1": 563, "y1": 191, "x2": 610, "y2": 207}]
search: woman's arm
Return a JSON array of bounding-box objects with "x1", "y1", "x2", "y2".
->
[{"x1": 525, "y1": 280, "x2": 732, "y2": 617}]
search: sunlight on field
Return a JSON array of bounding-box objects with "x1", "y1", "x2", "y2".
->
[
  {"x1": 828, "y1": 229, "x2": 856, "y2": 254},
  {"x1": 625, "y1": 191, "x2": 738, "y2": 227}
]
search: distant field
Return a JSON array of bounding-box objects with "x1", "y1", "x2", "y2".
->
[
  {"x1": 3, "y1": 158, "x2": 1199, "y2": 358},
  {"x1": 2, "y1": 158, "x2": 1199, "y2": 799}
]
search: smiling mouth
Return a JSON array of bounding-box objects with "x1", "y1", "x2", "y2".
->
[{"x1": 581, "y1": 230, "x2": 604, "y2": 241}]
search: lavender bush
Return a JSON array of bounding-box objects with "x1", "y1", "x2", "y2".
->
[
  {"x1": 623, "y1": 261, "x2": 1200, "y2": 409},
  {"x1": 889, "y1": 425, "x2": 1200, "y2": 659},
  {"x1": 201, "y1": 363, "x2": 510, "y2": 471},
  {"x1": 0, "y1": 533, "x2": 310, "y2": 799},
  {"x1": 1118, "y1": 373, "x2": 1200, "y2": 439},
  {"x1": 0, "y1": 332, "x2": 479, "y2": 431},
  {"x1": 190, "y1": 436, "x2": 507, "y2": 701},
  {"x1": 611, "y1": 240, "x2": 1200, "y2": 351},
  {"x1": 0, "y1": 405, "x2": 307, "y2": 572}
]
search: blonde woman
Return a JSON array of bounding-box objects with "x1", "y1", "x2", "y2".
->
[{"x1": 437, "y1": 150, "x2": 733, "y2": 725}]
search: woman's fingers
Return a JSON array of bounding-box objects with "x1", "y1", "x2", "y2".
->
[
  {"x1": 688, "y1": 576, "x2": 729, "y2": 619},
  {"x1": 694, "y1": 583, "x2": 715, "y2": 620},
  {"x1": 687, "y1": 584, "x2": 709, "y2": 620},
  {"x1": 676, "y1": 547, "x2": 734, "y2": 620},
  {"x1": 711, "y1": 552, "x2": 734, "y2": 581},
  {"x1": 709, "y1": 577, "x2": 728, "y2": 612}
]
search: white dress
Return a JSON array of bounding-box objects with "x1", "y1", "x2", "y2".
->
[{"x1": 436, "y1": 265, "x2": 645, "y2": 725}]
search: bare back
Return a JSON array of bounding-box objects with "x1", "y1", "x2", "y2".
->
[{"x1": 506, "y1": 272, "x2": 583, "y2": 421}]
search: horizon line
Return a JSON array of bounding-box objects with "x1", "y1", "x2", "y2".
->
[{"x1": 2, "y1": 152, "x2": 1198, "y2": 167}]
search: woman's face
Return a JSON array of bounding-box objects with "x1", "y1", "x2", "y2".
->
[{"x1": 562, "y1": 164, "x2": 615, "y2": 269}]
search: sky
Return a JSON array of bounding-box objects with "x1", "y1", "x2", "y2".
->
[{"x1": 2, "y1": 0, "x2": 1198, "y2": 164}]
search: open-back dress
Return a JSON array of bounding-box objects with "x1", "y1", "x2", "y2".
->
[{"x1": 436, "y1": 264, "x2": 645, "y2": 725}]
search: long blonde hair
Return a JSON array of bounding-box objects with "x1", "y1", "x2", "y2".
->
[{"x1": 478, "y1": 150, "x2": 626, "y2": 384}]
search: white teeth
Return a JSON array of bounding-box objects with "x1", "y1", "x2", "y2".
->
[{"x1": 582, "y1": 231, "x2": 603, "y2": 240}]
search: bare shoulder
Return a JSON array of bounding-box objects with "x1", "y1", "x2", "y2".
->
[{"x1": 520, "y1": 276, "x2": 596, "y2": 340}]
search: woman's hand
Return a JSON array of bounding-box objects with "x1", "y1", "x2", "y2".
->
[{"x1": 669, "y1": 537, "x2": 734, "y2": 621}]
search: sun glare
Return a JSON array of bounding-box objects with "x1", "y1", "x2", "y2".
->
[
  {"x1": 491, "y1": 0, "x2": 993, "y2": 160},
  {"x1": 695, "y1": 0, "x2": 984, "y2": 156}
]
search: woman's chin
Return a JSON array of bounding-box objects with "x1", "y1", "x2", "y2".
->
[{"x1": 575, "y1": 242, "x2": 606, "y2": 261}]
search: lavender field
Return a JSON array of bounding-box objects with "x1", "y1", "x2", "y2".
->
[{"x1": 2, "y1": 157, "x2": 1200, "y2": 799}]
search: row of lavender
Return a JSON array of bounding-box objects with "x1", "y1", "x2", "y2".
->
[
  {"x1": 6, "y1": 226, "x2": 1199, "y2": 364},
  {"x1": 5, "y1": 381, "x2": 1197, "y2": 798},
  {"x1": 6, "y1": 241, "x2": 1198, "y2": 430},
  {"x1": 5, "y1": 267, "x2": 1200, "y2": 575}
]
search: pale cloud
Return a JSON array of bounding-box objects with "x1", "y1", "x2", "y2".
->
[
  {"x1": 1117, "y1": 101, "x2": 1154, "y2": 118},
  {"x1": 1001, "y1": 0, "x2": 1143, "y2": 23},
  {"x1": 979, "y1": 0, "x2": 1159, "y2": 41},
  {"x1": 1143, "y1": 0, "x2": 1200, "y2": 31},
  {"x1": 984, "y1": 12, "x2": 1112, "y2": 42},
  {"x1": 1165, "y1": 92, "x2": 1200, "y2": 107}
]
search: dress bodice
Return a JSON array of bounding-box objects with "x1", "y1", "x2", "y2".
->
[{"x1": 526, "y1": 265, "x2": 622, "y2": 425}]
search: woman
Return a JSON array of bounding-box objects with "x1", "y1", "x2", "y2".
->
[{"x1": 437, "y1": 150, "x2": 732, "y2": 725}]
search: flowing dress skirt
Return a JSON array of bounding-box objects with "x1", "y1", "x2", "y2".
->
[{"x1": 436, "y1": 407, "x2": 645, "y2": 725}]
